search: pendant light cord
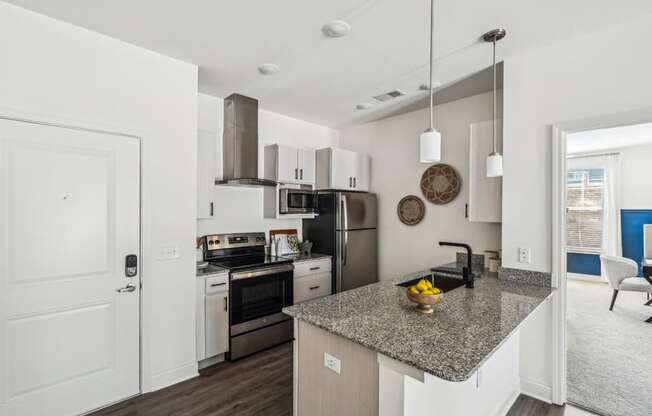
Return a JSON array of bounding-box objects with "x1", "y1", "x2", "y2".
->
[
  {"x1": 492, "y1": 39, "x2": 497, "y2": 154},
  {"x1": 428, "y1": 0, "x2": 434, "y2": 130}
]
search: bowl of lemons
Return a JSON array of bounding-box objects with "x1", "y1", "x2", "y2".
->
[{"x1": 406, "y1": 278, "x2": 442, "y2": 314}]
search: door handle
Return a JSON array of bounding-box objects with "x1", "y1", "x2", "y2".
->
[
  {"x1": 349, "y1": 177, "x2": 352, "y2": 187},
  {"x1": 295, "y1": 168, "x2": 298, "y2": 180},
  {"x1": 309, "y1": 266, "x2": 320, "y2": 271},
  {"x1": 300, "y1": 168, "x2": 303, "y2": 180},
  {"x1": 223, "y1": 296, "x2": 228, "y2": 312},
  {"x1": 210, "y1": 202, "x2": 214, "y2": 216},
  {"x1": 116, "y1": 283, "x2": 137, "y2": 293},
  {"x1": 309, "y1": 285, "x2": 320, "y2": 290},
  {"x1": 353, "y1": 177, "x2": 357, "y2": 188}
]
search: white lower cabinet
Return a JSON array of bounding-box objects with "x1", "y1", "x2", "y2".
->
[
  {"x1": 197, "y1": 272, "x2": 229, "y2": 365},
  {"x1": 293, "y1": 258, "x2": 332, "y2": 304},
  {"x1": 295, "y1": 272, "x2": 331, "y2": 303},
  {"x1": 205, "y1": 290, "x2": 229, "y2": 358}
]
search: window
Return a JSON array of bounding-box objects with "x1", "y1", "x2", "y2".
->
[{"x1": 566, "y1": 168, "x2": 604, "y2": 253}]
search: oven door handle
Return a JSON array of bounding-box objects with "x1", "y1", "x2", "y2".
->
[{"x1": 230, "y1": 263, "x2": 294, "y2": 280}]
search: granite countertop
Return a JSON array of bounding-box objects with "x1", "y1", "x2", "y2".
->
[
  {"x1": 280, "y1": 252, "x2": 332, "y2": 263},
  {"x1": 196, "y1": 263, "x2": 228, "y2": 277},
  {"x1": 283, "y1": 265, "x2": 553, "y2": 382}
]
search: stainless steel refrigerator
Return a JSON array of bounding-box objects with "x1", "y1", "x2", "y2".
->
[{"x1": 303, "y1": 192, "x2": 378, "y2": 293}]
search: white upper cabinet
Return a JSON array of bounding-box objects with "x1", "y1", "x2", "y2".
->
[
  {"x1": 264, "y1": 144, "x2": 316, "y2": 185},
  {"x1": 315, "y1": 148, "x2": 370, "y2": 191},
  {"x1": 197, "y1": 129, "x2": 217, "y2": 219},
  {"x1": 468, "y1": 120, "x2": 502, "y2": 223},
  {"x1": 298, "y1": 148, "x2": 316, "y2": 185}
]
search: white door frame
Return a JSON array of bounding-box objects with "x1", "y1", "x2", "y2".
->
[
  {"x1": 551, "y1": 106, "x2": 652, "y2": 405},
  {"x1": 0, "y1": 107, "x2": 147, "y2": 403}
]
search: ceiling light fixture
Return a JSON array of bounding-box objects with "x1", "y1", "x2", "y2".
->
[
  {"x1": 419, "y1": 0, "x2": 441, "y2": 163},
  {"x1": 482, "y1": 28, "x2": 506, "y2": 177},
  {"x1": 322, "y1": 20, "x2": 351, "y2": 38},
  {"x1": 258, "y1": 63, "x2": 280, "y2": 75}
]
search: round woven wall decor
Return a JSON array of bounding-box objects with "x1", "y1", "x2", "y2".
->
[
  {"x1": 420, "y1": 164, "x2": 461, "y2": 205},
  {"x1": 397, "y1": 195, "x2": 425, "y2": 225}
]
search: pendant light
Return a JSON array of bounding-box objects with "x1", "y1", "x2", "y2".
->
[
  {"x1": 482, "y1": 29, "x2": 506, "y2": 177},
  {"x1": 419, "y1": 0, "x2": 441, "y2": 163}
]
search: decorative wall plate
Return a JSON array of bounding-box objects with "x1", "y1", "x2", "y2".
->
[
  {"x1": 420, "y1": 164, "x2": 461, "y2": 205},
  {"x1": 397, "y1": 195, "x2": 425, "y2": 225}
]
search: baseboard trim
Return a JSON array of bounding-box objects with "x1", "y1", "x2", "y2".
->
[
  {"x1": 521, "y1": 379, "x2": 552, "y2": 403},
  {"x1": 567, "y1": 272, "x2": 604, "y2": 283},
  {"x1": 147, "y1": 362, "x2": 198, "y2": 392},
  {"x1": 494, "y1": 386, "x2": 521, "y2": 416}
]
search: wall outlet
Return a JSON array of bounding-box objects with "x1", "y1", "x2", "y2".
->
[
  {"x1": 159, "y1": 246, "x2": 180, "y2": 260},
  {"x1": 518, "y1": 247, "x2": 531, "y2": 264},
  {"x1": 324, "y1": 353, "x2": 341, "y2": 375}
]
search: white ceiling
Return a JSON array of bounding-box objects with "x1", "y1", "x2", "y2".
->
[
  {"x1": 567, "y1": 122, "x2": 652, "y2": 154},
  {"x1": 6, "y1": 0, "x2": 652, "y2": 127}
]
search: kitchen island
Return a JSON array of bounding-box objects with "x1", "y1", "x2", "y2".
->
[{"x1": 283, "y1": 265, "x2": 554, "y2": 416}]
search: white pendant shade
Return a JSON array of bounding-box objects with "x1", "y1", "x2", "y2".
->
[
  {"x1": 486, "y1": 153, "x2": 503, "y2": 177},
  {"x1": 420, "y1": 129, "x2": 441, "y2": 163}
]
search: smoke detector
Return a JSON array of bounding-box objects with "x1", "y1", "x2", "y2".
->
[
  {"x1": 322, "y1": 20, "x2": 351, "y2": 38},
  {"x1": 258, "y1": 63, "x2": 280, "y2": 75},
  {"x1": 373, "y1": 89, "x2": 407, "y2": 102}
]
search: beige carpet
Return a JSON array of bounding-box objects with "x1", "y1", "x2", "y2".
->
[{"x1": 567, "y1": 279, "x2": 652, "y2": 416}]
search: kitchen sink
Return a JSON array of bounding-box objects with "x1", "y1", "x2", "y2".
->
[{"x1": 396, "y1": 273, "x2": 467, "y2": 293}]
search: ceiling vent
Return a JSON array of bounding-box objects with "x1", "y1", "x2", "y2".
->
[{"x1": 373, "y1": 89, "x2": 407, "y2": 102}]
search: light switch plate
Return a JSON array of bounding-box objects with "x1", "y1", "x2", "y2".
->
[
  {"x1": 518, "y1": 247, "x2": 531, "y2": 264},
  {"x1": 324, "y1": 353, "x2": 341, "y2": 375},
  {"x1": 158, "y1": 246, "x2": 180, "y2": 260}
]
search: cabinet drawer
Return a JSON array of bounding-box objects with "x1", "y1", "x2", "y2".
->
[
  {"x1": 294, "y1": 258, "x2": 331, "y2": 278},
  {"x1": 205, "y1": 273, "x2": 229, "y2": 294},
  {"x1": 294, "y1": 272, "x2": 332, "y2": 304}
]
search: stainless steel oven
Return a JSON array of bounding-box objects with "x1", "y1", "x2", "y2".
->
[
  {"x1": 229, "y1": 263, "x2": 294, "y2": 359},
  {"x1": 279, "y1": 188, "x2": 318, "y2": 215}
]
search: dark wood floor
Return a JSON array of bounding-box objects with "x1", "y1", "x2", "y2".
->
[
  {"x1": 90, "y1": 343, "x2": 292, "y2": 416},
  {"x1": 90, "y1": 342, "x2": 595, "y2": 416}
]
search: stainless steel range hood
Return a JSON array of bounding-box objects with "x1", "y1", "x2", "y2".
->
[{"x1": 215, "y1": 93, "x2": 276, "y2": 187}]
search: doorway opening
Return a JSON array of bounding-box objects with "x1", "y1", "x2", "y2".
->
[{"x1": 554, "y1": 119, "x2": 652, "y2": 416}]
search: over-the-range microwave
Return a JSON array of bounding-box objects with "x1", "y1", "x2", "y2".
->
[{"x1": 279, "y1": 188, "x2": 318, "y2": 215}]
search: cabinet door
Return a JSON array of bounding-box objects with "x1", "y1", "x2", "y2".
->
[
  {"x1": 469, "y1": 120, "x2": 502, "y2": 222},
  {"x1": 354, "y1": 153, "x2": 370, "y2": 191},
  {"x1": 197, "y1": 130, "x2": 216, "y2": 218},
  {"x1": 276, "y1": 145, "x2": 299, "y2": 184},
  {"x1": 294, "y1": 272, "x2": 332, "y2": 304},
  {"x1": 330, "y1": 148, "x2": 357, "y2": 190},
  {"x1": 205, "y1": 291, "x2": 229, "y2": 357},
  {"x1": 298, "y1": 148, "x2": 316, "y2": 185}
]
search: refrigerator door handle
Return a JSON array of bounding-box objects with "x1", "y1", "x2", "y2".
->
[{"x1": 342, "y1": 231, "x2": 348, "y2": 266}]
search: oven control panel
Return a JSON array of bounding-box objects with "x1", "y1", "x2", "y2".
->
[{"x1": 204, "y1": 232, "x2": 266, "y2": 251}]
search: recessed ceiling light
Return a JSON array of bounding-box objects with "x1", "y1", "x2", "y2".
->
[
  {"x1": 258, "y1": 63, "x2": 280, "y2": 75},
  {"x1": 356, "y1": 103, "x2": 374, "y2": 110},
  {"x1": 322, "y1": 20, "x2": 351, "y2": 38}
]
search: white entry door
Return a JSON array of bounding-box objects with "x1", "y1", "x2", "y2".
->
[{"x1": 0, "y1": 118, "x2": 141, "y2": 416}]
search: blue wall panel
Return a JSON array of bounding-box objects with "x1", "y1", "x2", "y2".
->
[
  {"x1": 567, "y1": 252, "x2": 601, "y2": 276},
  {"x1": 621, "y1": 209, "x2": 652, "y2": 276}
]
